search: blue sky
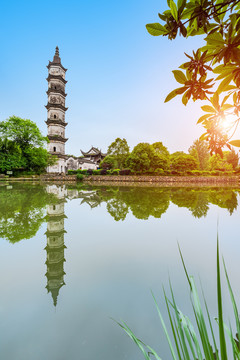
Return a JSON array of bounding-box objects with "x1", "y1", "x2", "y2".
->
[{"x1": 1, "y1": 0, "x2": 207, "y2": 155}]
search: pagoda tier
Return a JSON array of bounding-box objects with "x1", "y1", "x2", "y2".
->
[
  {"x1": 47, "y1": 62, "x2": 67, "y2": 72},
  {"x1": 47, "y1": 135, "x2": 68, "y2": 143},
  {"x1": 45, "y1": 119, "x2": 68, "y2": 127},
  {"x1": 46, "y1": 74, "x2": 67, "y2": 84},
  {"x1": 45, "y1": 103, "x2": 68, "y2": 111},
  {"x1": 48, "y1": 152, "x2": 67, "y2": 159},
  {"x1": 46, "y1": 88, "x2": 67, "y2": 97}
]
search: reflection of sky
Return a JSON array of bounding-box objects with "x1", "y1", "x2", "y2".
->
[
  {"x1": 0, "y1": 0, "x2": 220, "y2": 156},
  {"x1": 0, "y1": 193, "x2": 240, "y2": 360}
]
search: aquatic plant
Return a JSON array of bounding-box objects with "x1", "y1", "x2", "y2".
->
[{"x1": 118, "y1": 239, "x2": 240, "y2": 359}]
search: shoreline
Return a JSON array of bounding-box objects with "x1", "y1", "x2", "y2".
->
[{"x1": 1, "y1": 174, "x2": 240, "y2": 186}]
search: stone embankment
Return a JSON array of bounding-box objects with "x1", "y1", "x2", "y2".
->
[
  {"x1": 84, "y1": 175, "x2": 240, "y2": 185},
  {"x1": 1, "y1": 174, "x2": 240, "y2": 185}
]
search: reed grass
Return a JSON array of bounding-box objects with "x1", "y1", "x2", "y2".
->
[{"x1": 117, "y1": 237, "x2": 240, "y2": 359}]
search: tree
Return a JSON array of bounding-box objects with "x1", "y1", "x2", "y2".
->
[
  {"x1": 0, "y1": 116, "x2": 47, "y2": 148},
  {"x1": 226, "y1": 148, "x2": 239, "y2": 169},
  {"x1": 0, "y1": 139, "x2": 26, "y2": 172},
  {"x1": 152, "y1": 141, "x2": 170, "y2": 158},
  {"x1": 171, "y1": 152, "x2": 199, "y2": 171},
  {"x1": 126, "y1": 143, "x2": 169, "y2": 172},
  {"x1": 0, "y1": 116, "x2": 55, "y2": 174},
  {"x1": 107, "y1": 138, "x2": 130, "y2": 169},
  {"x1": 146, "y1": 0, "x2": 240, "y2": 155},
  {"x1": 100, "y1": 155, "x2": 118, "y2": 170},
  {"x1": 188, "y1": 139, "x2": 210, "y2": 170},
  {"x1": 208, "y1": 152, "x2": 235, "y2": 171}
]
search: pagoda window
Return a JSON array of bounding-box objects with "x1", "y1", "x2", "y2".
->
[
  {"x1": 54, "y1": 115, "x2": 56, "y2": 119},
  {"x1": 53, "y1": 146, "x2": 56, "y2": 152}
]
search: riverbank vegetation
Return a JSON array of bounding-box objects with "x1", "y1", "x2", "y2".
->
[
  {"x1": 68, "y1": 137, "x2": 240, "y2": 177},
  {"x1": 0, "y1": 116, "x2": 56, "y2": 175}
]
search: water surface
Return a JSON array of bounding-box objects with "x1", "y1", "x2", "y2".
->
[{"x1": 0, "y1": 182, "x2": 240, "y2": 360}]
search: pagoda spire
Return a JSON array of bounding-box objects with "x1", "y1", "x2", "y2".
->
[
  {"x1": 53, "y1": 46, "x2": 61, "y2": 64},
  {"x1": 55, "y1": 46, "x2": 59, "y2": 57}
]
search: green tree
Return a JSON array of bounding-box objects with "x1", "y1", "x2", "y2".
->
[
  {"x1": 0, "y1": 139, "x2": 26, "y2": 172},
  {"x1": 0, "y1": 116, "x2": 47, "y2": 148},
  {"x1": 171, "y1": 152, "x2": 199, "y2": 172},
  {"x1": 100, "y1": 155, "x2": 118, "y2": 170},
  {"x1": 126, "y1": 143, "x2": 169, "y2": 172},
  {"x1": 107, "y1": 138, "x2": 130, "y2": 169},
  {"x1": 226, "y1": 148, "x2": 239, "y2": 169},
  {"x1": 0, "y1": 116, "x2": 56, "y2": 174},
  {"x1": 146, "y1": 0, "x2": 240, "y2": 155},
  {"x1": 208, "y1": 152, "x2": 234, "y2": 171},
  {"x1": 188, "y1": 139, "x2": 210, "y2": 170}
]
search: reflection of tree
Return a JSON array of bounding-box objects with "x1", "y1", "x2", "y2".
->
[
  {"x1": 190, "y1": 193, "x2": 209, "y2": 218},
  {"x1": 107, "y1": 199, "x2": 129, "y2": 221},
  {"x1": 208, "y1": 190, "x2": 238, "y2": 215},
  {"x1": 171, "y1": 189, "x2": 198, "y2": 209},
  {"x1": 0, "y1": 183, "x2": 57, "y2": 243},
  {"x1": 118, "y1": 188, "x2": 170, "y2": 220}
]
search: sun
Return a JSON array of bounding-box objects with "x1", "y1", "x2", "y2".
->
[{"x1": 219, "y1": 114, "x2": 236, "y2": 131}]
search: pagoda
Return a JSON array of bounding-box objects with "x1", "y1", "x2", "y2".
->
[
  {"x1": 45, "y1": 185, "x2": 68, "y2": 306},
  {"x1": 46, "y1": 46, "x2": 68, "y2": 173}
]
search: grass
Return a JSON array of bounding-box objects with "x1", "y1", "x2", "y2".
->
[{"x1": 117, "y1": 237, "x2": 240, "y2": 360}]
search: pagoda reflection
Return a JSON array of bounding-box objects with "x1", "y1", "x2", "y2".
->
[{"x1": 45, "y1": 185, "x2": 68, "y2": 307}]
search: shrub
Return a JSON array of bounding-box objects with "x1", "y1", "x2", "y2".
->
[
  {"x1": 92, "y1": 169, "x2": 101, "y2": 175},
  {"x1": 111, "y1": 169, "x2": 120, "y2": 175},
  {"x1": 76, "y1": 174, "x2": 84, "y2": 182},
  {"x1": 154, "y1": 168, "x2": 165, "y2": 175},
  {"x1": 119, "y1": 169, "x2": 132, "y2": 175},
  {"x1": 68, "y1": 169, "x2": 78, "y2": 175},
  {"x1": 87, "y1": 169, "x2": 93, "y2": 175},
  {"x1": 100, "y1": 169, "x2": 107, "y2": 175}
]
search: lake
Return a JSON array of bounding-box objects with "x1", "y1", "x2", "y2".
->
[{"x1": 0, "y1": 182, "x2": 240, "y2": 360}]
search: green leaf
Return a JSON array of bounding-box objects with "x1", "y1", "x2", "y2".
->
[
  {"x1": 146, "y1": 23, "x2": 167, "y2": 36},
  {"x1": 201, "y1": 105, "x2": 215, "y2": 113},
  {"x1": 229, "y1": 140, "x2": 240, "y2": 147},
  {"x1": 172, "y1": 70, "x2": 187, "y2": 84},
  {"x1": 182, "y1": 91, "x2": 189, "y2": 105},
  {"x1": 212, "y1": 92, "x2": 219, "y2": 109},
  {"x1": 216, "y1": 238, "x2": 228, "y2": 360},
  {"x1": 205, "y1": 32, "x2": 225, "y2": 45},
  {"x1": 197, "y1": 114, "x2": 210, "y2": 124},
  {"x1": 177, "y1": 0, "x2": 186, "y2": 14},
  {"x1": 165, "y1": 87, "x2": 185, "y2": 103},
  {"x1": 217, "y1": 75, "x2": 232, "y2": 94},
  {"x1": 170, "y1": 0, "x2": 178, "y2": 21}
]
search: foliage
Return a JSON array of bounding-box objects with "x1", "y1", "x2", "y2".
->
[
  {"x1": 126, "y1": 143, "x2": 170, "y2": 172},
  {"x1": 100, "y1": 155, "x2": 118, "y2": 170},
  {"x1": 208, "y1": 152, "x2": 234, "y2": 171},
  {"x1": 0, "y1": 116, "x2": 55, "y2": 174},
  {"x1": 171, "y1": 152, "x2": 199, "y2": 172},
  {"x1": 76, "y1": 173, "x2": 84, "y2": 181},
  {"x1": 225, "y1": 148, "x2": 239, "y2": 169},
  {"x1": 188, "y1": 139, "x2": 210, "y2": 170},
  {"x1": 146, "y1": 0, "x2": 240, "y2": 154},
  {"x1": 107, "y1": 138, "x2": 130, "y2": 169},
  {"x1": 152, "y1": 141, "x2": 170, "y2": 158},
  {"x1": 0, "y1": 116, "x2": 47, "y2": 148},
  {"x1": 118, "y1": 239, "x2": 240, "y2": 360},
  {"x1": 0, "y1": 139, "x2": 26, "y2": 172}
]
